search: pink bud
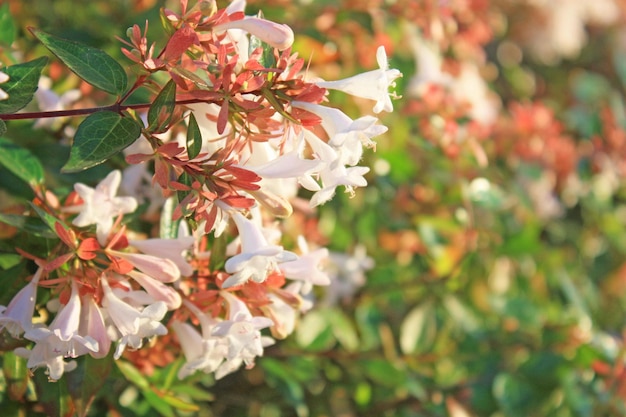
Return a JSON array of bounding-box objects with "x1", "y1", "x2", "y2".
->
[{"x1": 214, "y1": 17, "x2": 294, "y2": 51}]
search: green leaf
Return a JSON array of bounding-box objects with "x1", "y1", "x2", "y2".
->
[
  {"x1": 0, "y1": 137, "x2": 45, "y2": 186},
  {"x1": 0, "y1": 213, "x2": 57, "y2": 238},
  {"x1": 66, "y1": 354, "x2": 114, "y2": 417},
  {"x1": 159, "y1": 197, "x2": 180, "y2": 240},
  {"x1": 492, "y1": 373, "x2": 536, "y2": 417},
  {"x1": 147, "y1": 80, "x2": 177, "y2": 133},
  {"x1": 63, "y1": 111, "x2": 141, "y2": 172},
  {"x1": 0, "y1": 119, "x2": 6, "y2": 136},
  {"x1": 30, "y1": 202, "x2": 68, "y2": 233},
  {"x1": 0, "y1": 253, "x2": 21, "y2": 269},
  {"x1": 0, "y1": 4, "x2": 17, "y2": 46},
  {"x1": 31, "y1": 28, "x2": 127, "y2": 96},
  {"x1": 3, "y1": 351, "x2": 28, "y2": 401},
  {"x1": 33, "y1": 370, "x2": 74, "y2": 417},
  {"x1": 399, "y1": 302, "x2": 437, "y2": 355},
  {"x1": 326, "y1": 308, "x2": 359, "y2": 352},
  {"x1": 0, "y1": 57, "x2": 48, "y2": 114},
  {"x1": 186, "y1": 112, "x2": 202, "y2": 159},
  {"x1": 160, "y1": 393, "x2": 200, "y2": 413}
]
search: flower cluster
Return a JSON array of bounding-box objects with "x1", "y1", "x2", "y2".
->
[{"x1": 0, "y1": 0, "x2": 400, "y2": 382}]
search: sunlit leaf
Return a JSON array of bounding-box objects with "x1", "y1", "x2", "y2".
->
[
  {"x1": 31, "y1": 28, "x2": 127, "y2": 95},
  {"x1": 186, "y1": 112, "x2": 202, "y2": 159},
  {"x1": 399, "y1": 302, "x2": 436, "y2": 355},
  {"x1": 0, "y1": 57, "x2": 48, "y2": 114},
  {"x1": 147, "y1": 80, "x2": 176, "y2": 133},
  {"x1": 0, "y1": 137, "x2": 44, "y2": 186},
  {"x1": 3, "y1": 351, "x2": 28, "y2": 401},
  {"x1": 62, "y1": 111, "x2": 141, "y2": 172}
]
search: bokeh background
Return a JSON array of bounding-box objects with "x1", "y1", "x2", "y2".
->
[{"x1": 3, "y1": 0, "x2": 626, "y2": 416}]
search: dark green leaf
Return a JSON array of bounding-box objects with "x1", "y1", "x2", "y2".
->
[
  {"x1": 0, "y1": 213, "x2": 57, "y2": 238},
  {"x1": 0, "y1": 57, "x2": 48, "y2": 114},
  {"x1": 0, "y1": 119, "x2": 6, "y2": 136},
  {"x1": 186, "y1": 112, "x2": 202, "y2": 159},
  {"x1": 62, "y1": 111, "x2": 141, "y2": 172},
  {"x1": 30, "y1": 202, "x2": 68, "y2": 233},
  {"x1": 0, "y1": 4, "x2": 17, "y2": 46},
  {"x1": 30, "y1": 28, "x2": 127, "y2": 96},
  {"x1": 66, "y1": 354, "x2": 114, "y2": 417},
  {"x1": 33, "y1": 370, "x2": 74, "y2": 417},
  {"x1": 0, "y1": 137, "x2": 45, "y2": 186},
  {"x1": 147, "y1": 80, "x2": 176, "y2": 133}
]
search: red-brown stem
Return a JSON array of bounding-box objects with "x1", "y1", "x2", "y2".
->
[{"x1": 0, "y1": 98, "x2": 219, "y2": 121}]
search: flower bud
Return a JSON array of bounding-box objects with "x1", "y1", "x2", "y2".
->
[{"x1": 214, "y1": 17, "x2": 294, "y2": 51}]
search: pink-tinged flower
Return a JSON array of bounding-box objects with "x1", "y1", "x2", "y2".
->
[
  {"x1": 108, "y1": 250, "x2": 181, "y2": 283},
  {"x1": 223, "y1": 212, "x2": 297, "y2": 288},
  {"x1": 16, "y1": 281, "x2": 99, "y2": 381},
  {"x1": 79, "y1": 295, "x2": 110, "y2": 358},
  {"x1": 292, "y1": 101, "x2": 387, "y2": 165},
  {"x1": 129, "y1": 236, "x2": 194, "y2": 277},
  {"x1": 71, "y1": 170, "x2": 138, "y2": 245},
  {"x1": 0, "y1": 70, "x2": 9, "y2": 101},
  {"x1": 211, "y1": 292, "x2": 274, "y2": 378},
  {"x1": 128, "y1": 270, "x2": 182, "y2": 309},
  {"x1": 101, "y1": 275, "x2": 168, "y2": 359},
  {"x1": 213, "y1": 17, "x2": 294, "y2": 51},
  {"x1": 0, "y1": 268, "x2": 42, "y2": 337},
  {"x1": 315, "y1": 46, "x2": 402, "y2": 113},
  {"x1": 279, "y1": 236, "x2": 330, "y2": 292}
]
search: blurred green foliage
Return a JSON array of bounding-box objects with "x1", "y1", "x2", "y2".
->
[{"x1": 2, "y1": 0, "x2": 626, "y2": 416}]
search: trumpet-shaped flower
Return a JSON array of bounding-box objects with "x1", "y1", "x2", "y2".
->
[
  {"x1": 315, "y1": 46, "x2": 402, "y2": 114},
  {"x1": 213, "y1": 17, "x2": 294, "y2": 51},
  {"x1": 0, "y1": 268, "x2": 42, "y2": 337},
  {"x1": 71, "y1": 170, "x2": 138, "y2": 245},
  {"x1": 101, "y1": 275, "x2": 168, "y2": 359},
  {"x1": 172, "y1": 318, "x2": 227, "y2": 379},
  {"x1": 16, "y1": 281, "x2": 99, "y2": 381},
  {"x1": 211, "y1": 292, "x2": 274, "y2": 377},
  {"x1": 292, "y1": 101, "x2": 387, "y2": 165},
  {"x1": 223, "y1": 212, "x2": 297, "y2": 288},
  {"x1": 129, "y1": 236, "x2": 194, "y2": 277},
  {"x1": 279, "y1": 236, "x2": 330, "y2": 292}
]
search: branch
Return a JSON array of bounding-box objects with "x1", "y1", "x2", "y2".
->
[{"x1": 0, "y1": 98, "x2": 218, "y2": 121}]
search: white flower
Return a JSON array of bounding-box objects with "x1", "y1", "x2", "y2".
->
[
  {"x1": 315, "y1": 46, "x2": 402, "y2": 113},
  {"x1": 213, "y1": 17, "x2": 294, "y2": 51},
  {"x1": 172, "y1": 320, "x2": 228, "y2": 379},
  {"x1": 223, "y1": 212, "x2": 297, "y2": 288},
  {"x1": 292, "y1": 101, "x2": 387, "y2": 165},
  {"x1": 34, "y1": 76, "x2": 81, "y2": 129},
  {"x1": 323, "y1": 245, "x2": 374, "y2": 306},
  {"x1": 279, "y1": 236, "x2": 330, "y2": 292},
  {"x1": 310, "y1": 164, "x2": 370, "y2": 207},
  {"x1": 0, "y1": 268, "x2": 42, "y2": 337},
  {"x1": 101, "y1": 275, "x2": 168, "y2": 359},
  {"x1": 71, "y1": 170, "x2": 138, "y2": 245},
  {"x1": 16, "y1": 281, "x2": 99, "y2": 381},
  {"x1": 0, "y1": 70, "x2": 9, "y2": 101},
  {"x1": 211, "y1": 292, "x2": 274, "y2": 378}
]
